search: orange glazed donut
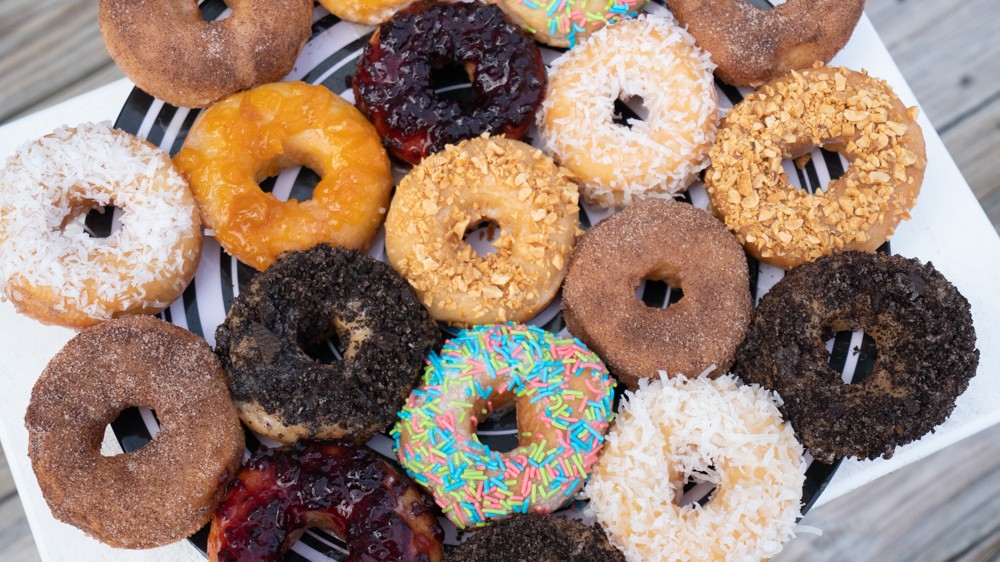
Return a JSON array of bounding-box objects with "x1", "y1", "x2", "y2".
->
[
  {"x1": 175, "y1": 82, "x2": 393, "y2": 271},
  {"x1": 317, "y1": 0, "x2": 418, "y2": 24},
  {"x1": 704, "y1": 66, "x2": 926, "y2": 269},
  {"x1": 99, "y1": 0, "x2": 313, "y2": 108},
  {"x1": 669, "y1": 0, "x2": 865, "y2": 87}
]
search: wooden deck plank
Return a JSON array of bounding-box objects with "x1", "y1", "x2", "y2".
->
[{"x1": 940, "y1": 94, "x2": 1000, "y2": 231}]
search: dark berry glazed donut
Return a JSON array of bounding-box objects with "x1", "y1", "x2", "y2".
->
[
  {"x1": 208, "y1": 440, "x2": 444, "y2": 562},
  {"x1": 449, "y1": 514, "x2": 626, "y2": 562},
  {"x1": 735, "y1": 252, "x2": 979, "y2": 462},
  {"x1": 352, "y1": 1, "x2": 547, "y2": 164},
  {"x1": 214, "y1": 244, "x2": 440, "y2": 444}
]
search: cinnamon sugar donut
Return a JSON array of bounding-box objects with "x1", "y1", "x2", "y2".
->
[
  {"x1": 562, "y1": 199, "x2": 751, "y2": 390},
  {"x1": 25, "y1": 316, "x2": 245, "y2": 549},
  {"x1": 99, "y1": 0, "x2": 313, "y2": 108},
  {"x1": 669, "y1": 0, "x2": 865, "y2": 87}
]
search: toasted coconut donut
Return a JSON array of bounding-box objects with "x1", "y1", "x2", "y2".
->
[
  {"x1": 585, "y1": 373, "x2": 806, "y2": 562},
  {"x1": 669, "y1": 0, "x2": 865, "y2": 87},
  {"x1": 385, "y1": 136, "x2": 580, "y2": 325},
  {"x1": 538, "y1": 15, "x2": 718, "y2": 208},
  {"x1": 563, "y1": 199, "x2": 751, "y2": 390},
  {"x1": 25, "y1": 316, "x2": 245, "y2": 549},
  {"x1": 451, "y1": 514, "x2": 626, "y2": 562},
  {"x1": 99, "y1": 0, "x2": 313, "y2": 108},
  {"x1": 215, "y1": 244, "x2": 440, "y2": 444},
  {"x1": 0, "y1": 123, "x2": 201, "y2": 328},
  {"x1": 705, "y1": 66, "x2": 926, "y2": 269},
  {"x1": 394, "y1": 324, "x2": 615, "y2": 528},
  {"x1": 317, "y1": 0, "x2": 418, "y2": 25},
  {"x1": 174, "y1": 82, "x2": 393, "y2": 271},
  {"x1": 489, "y1": 0, "x2": 645, "y2": 48},
  {"x1": 208, "y1": 440, "x2": 443, "y2": 562},
  {"x1": 735, "y1": 252, "x2": 980, "y2": 462}
]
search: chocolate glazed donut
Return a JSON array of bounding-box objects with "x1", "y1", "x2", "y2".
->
[
  {"x1": 735, "y1": 252, "x2": 979, "y2": 462},
  {"x1": 214, "y1": 244, "x2": 440, "y2": 444}
]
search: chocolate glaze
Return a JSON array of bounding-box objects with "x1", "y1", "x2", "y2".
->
[{"x1": 448, "y1": 514, "x2": 626, "y2": 562}]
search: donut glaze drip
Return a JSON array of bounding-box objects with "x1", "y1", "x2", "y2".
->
[
  {"x1": 209, "y1": 441, "x2": 444, "y2": 562},
  {"x1": 353, "y1": 2, "x2": 546, "y2": 164}
]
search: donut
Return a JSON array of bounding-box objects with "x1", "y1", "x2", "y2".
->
[
  {"x1": 385, "y1": 136, "x2": 580, "y2": 326},
  {"x1": 208, "y1": 440, "x2": 444, "y2": 562},
  {"x1": 669, "y1": 0, "x2": 865, "y2": 87},
  {"x1": 214, "y1": 244, "x2": 440, "y2": 444},
  {"x1": 393, "y1": 323, "x2": 616, "y2": 528},
  {"x1": 98, "y1": 0, "x2": 313, "y2": 108},
  {"x1": 353, "y1": 2, "x2": 547, "y2": 165},
  {"x1": 734, "y1": 252, "x2": 980, "y2": 462},
  {"x1": 174, "y1": 81, "x2": 393, "y2": 271},
  {"x1": 489, "y1": 0, "x2": 645, "y2": 48},
  {"x1": 537, "y1": 14, "x2": 718, "y2": 208},
  {"x1": 704, "y1": 66, "x2": 926, "y2": 269},
  {"x1": 585, "y1": 374, "x2": 806, "y2": 562},
  {"x1": 316, "y1": 0, "x2": 417, "y2": 24},
  {"x1": 0, "y1": 123, "x2": 202, "y2": 328},
  {"x1": 25, "y1": 316, "x2": 245, "y2": 549},
  {"x1": 562, "y1": 199, "x2": 751, "y2": 390},
  {"x1": 450, "y1": 514, "x2": 626, "y2": 562}
]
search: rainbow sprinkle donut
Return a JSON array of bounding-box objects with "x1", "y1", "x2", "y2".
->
[
  {"x1": 392, "y1": 323, "x2": 615, "y2": 528},
  {"x1": 490, "y1": 0, "x2": 646, "y2": 48}
]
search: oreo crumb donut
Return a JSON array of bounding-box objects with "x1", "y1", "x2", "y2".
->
[
  {"x1": 735, "y1": 252, "x2": 979, "y2": 462},
  {"x1": 563, "y1": 199, "x2": 751, "y2": 389},
  {"x1": 25, "y1": 316, "x2": 244, "y2": 549},
  {"x1": 209, "y1": 440, "x2": 443, "y2": 562},
  {"x1": 215, "y1": 244, "x2": 440, "y2": 444},
  {"x1": 669, "y1": 0, "x2": 865, "y2": 87},
  {"x1": 353, "y1": 2, "x2": 546, "y2": 164},
  {"x1": 449, "y1": 514, "x2": 626, "y2": 562}
]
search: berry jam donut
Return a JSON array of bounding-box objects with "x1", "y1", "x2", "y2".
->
[
  {"x1": 174, "y1": 82, "x2": 393, "y2": 271},
  {"x1": 450, "y1": 514, "x2": 627, "y2": 562},
  {"x1": 215, "y1": 244, "x2": 440, "y2": 444},
  {"x1": 735, "y1": 252, "x2": 979, "y2": 462},
  {"x1": 562, "y1": 199, "x2": 751, "y2": 390},
  {"x1": 489, "y1": 0, "x2": 645, "y2": 48},
  {"x1": 353, "y1": 2, "x2": 546, "y2": 164},
  {"x1": 393, "y1": 324, "x2": 616, "y2": 528},
  {"x1": 669, "y1": 0, "x2": 865, "y2": 87},
  {"x1": 385, "y1": 136, "x2": 580, "y2": 326},
  {"x1": 0, "y1": 123, "x2": 201, "y2": 328},
  {"x1": 26, "y1": 316, "x2": 245, "y2": 549},
  {"x1": 538, "y1": 15, "x2": 718, "y2": 208},
  {"x1": 208, "y1": 440, "x2": 444, "y2": 562},
  {"x1": 99, "y1": 0, "x2": 313, "y2": 107},
  {"x1": 704, "y1": 66, "x2": 926, "y2": 269}
]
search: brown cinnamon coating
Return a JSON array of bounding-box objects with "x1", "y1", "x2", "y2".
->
[
  {"x1": 669, "y1": 0, "x2": 865, "y2": 87},
  {"x1": 448, "y1": 514, "x2": 625, "y2": 562},
  {"x1": 562, "y1": 199, "x2": 751, "y2": 390},
  {"x1": 735, "y1": 252, "x2": 979, "y2": 462},
  {"x1": 25, "y1": 315, "x2": 245, "y2": 549},
  {"x1": 99, "y1": 0, "x2": 313, "y2": 107}
]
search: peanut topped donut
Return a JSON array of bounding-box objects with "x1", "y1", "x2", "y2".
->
[
  {"x1": 99, "y1": 0, "x2": 313, "y2": 108},
  {"x1": 562, "y1": 199, "x2": 751, "y2": 390},
  {"x1": 385, "y1": 136, "x2": 580, "y2": 326},
  {"x1": 669, "y1": 0, "x2": 865, "y2": 87},
  {"x1": 705, "y1": 66, "x2": 926, "y2": 269}
]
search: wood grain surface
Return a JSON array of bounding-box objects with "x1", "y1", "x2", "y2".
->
[{"x1": 0, "y1": 0, "x2": 998, "y2": 561}]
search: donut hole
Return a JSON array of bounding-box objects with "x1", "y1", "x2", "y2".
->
[
  {"x1": 636, "y1": 267, "x2": 684, "y2": 309},
  {"x1": 673, "y1": 466, "x2": 718, "y2": 508},
  {"x1": 200, "y1": 1, "x2": 232, "y2": 21},
  {"x1": 745, "y1": 0, "x2": 778, "y2": 10},
  {"x1": 61, "y1": 204, "x2": 123, "y2": 239},
  {"x1": 474, "y1": 402, "x2": 519, "y2": 453},
  {"x1": 297, "y1": 320, "x2": 348, "y2": 365},
  {"x1": 258, "y1": 163, "x2": 323, "y2": 204},
  {"x1": 430, "y1": 61, "x2": 476, "y2": 103},
  {"x1": 103, "y1": 407, "x2": 159, "y2": 457},
  {"x1": 780, "y1": 144, "x2": 848, "y2": 194},
  {"x1": 612, "y1": 95, "x2": 648, "y2": 130},
  {"x1": 463, "y1": 218, "x2": 501, "y2": 258},
  {"x1": 825, "y1": 329, "x2": 878, "y2": 384}
]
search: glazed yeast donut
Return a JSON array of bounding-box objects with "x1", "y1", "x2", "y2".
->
[
  {"x1": 586, "y1": 374, "x2": 806, "y2": 562},
  {"x1": 317, "y1": 0, "x2": 417, "y2": 24},
  {"x1": 25, "y1": 316, "x2": 245, "y2": 549},
  {"x1": 563, "y1": 199, "x2": 751, "y2": 390},
  {"x1": 215, "y1": 244, "x2": 440, "y2": 444},
  {"x1": 538, "y1": 14, "x2": 718, "y2": 208},
  {"x1": 209, "y1": 440, "x2": 443, "y2": 562},
  {"x1": 393, "y1": 324, "x2": 615, "y2": 528},
  {"x1": 705, "y1": 66, "x2": 926, "y2": 269},
  {"x1": 450, "y1": 514, "x2": 626, "y2": 562},
  {"x1": 99, "y1": 0, "x2": 313, "y2": 107},
  {"x1": 385, "y1": 136, "x2": 579, "y2": 325},
  {"x1": 735, "y1": 252, "x2": 979, "y2": 462},
  {"x1": 669, "y1": 0, "x2": 865, "y2": 87},
  {"x1": 175, "y1": 82, "x2": 393, "y2": 270},
  {"x1": 0, "y1": 123, "x2": 201, "y2": 328},
  {"x1": 490, "y1": 0, "x2": 646, "y2": 48}
]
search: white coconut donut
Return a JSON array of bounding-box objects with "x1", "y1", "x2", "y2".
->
[
  {"x1": 585, "y1": 373, "x2": 806, "y2": 562},
  {"x1": 0, "y1": 123, "x2": 202, "y2": 327},
  {"x1": 538, "y1": 14, "x2": 718, "y2": 208}
]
